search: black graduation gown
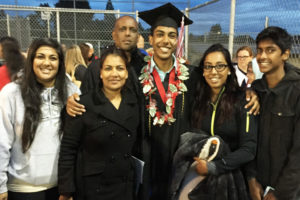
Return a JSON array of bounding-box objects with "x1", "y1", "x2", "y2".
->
[{"x1": 143, "y1": 65, "x2": 196, "y2": 200}]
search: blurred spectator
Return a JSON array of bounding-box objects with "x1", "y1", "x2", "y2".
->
[
  {"x1": 79, "y1": 43, "x2": 90, "y2": 65},
  {"x1": 146, "y1": 47, "x2": 154, "y2": 56},
  {"x1": 61, "y1": 43, "x2": 67, "y2": 55},
  {"x1": 246, "y1": 61, "x2": 256, "y2": 86},
  {"x1": 234, "y1": 46, "x2": 253, "y2": 87},
  {"x1": 0, "y1": 36, "x2": 25, "y2": 90},
  {"x1": 65, "y1": 45, "x2": 88, "y2": 88},
  {"x1": 251, "y1": 57, "x2": 264, "y2": 79},
  {"x1": 137, "y1": 34, "x2": 148, "y2": 56},
  {"x1": 137, "y1": 34, "x2": 144, "y2": 49},
  {"x1": 85, "y1": 42, "x2": 98, "y2": 63}
]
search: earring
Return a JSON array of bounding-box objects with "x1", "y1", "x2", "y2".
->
[{"x1": 228, "y1": 72, "x2": 231, "y2": 75}]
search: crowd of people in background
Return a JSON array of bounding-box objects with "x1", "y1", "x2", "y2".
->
[{"x1": 0, "y1": 2, "x2": 299, "y2": 200}]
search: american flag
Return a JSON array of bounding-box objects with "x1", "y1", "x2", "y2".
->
[{"x1": 176, "y1": 16, "x2": 185, "y2": 58}]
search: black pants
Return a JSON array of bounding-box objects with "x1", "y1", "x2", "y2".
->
[{"x1": 8, "y1": 187, "x2": 58, "y2": 200}]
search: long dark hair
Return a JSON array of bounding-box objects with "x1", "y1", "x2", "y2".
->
[
  {"x1": 191, "y1": 43, "x2": 242, "y2": 129},
  {"x1": 0, "y1": 36, "x2": 25, "y2": 80},
  {"x1": 20, "y1": 38, "x2": 67, "y2": 153}
]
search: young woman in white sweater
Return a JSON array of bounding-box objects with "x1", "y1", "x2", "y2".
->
[{"x1": 0, "y1": 38, "x2": 79, "y2": 200}]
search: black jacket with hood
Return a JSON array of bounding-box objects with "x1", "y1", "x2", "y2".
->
[{"x1": 248, "y1": 63, "x2": 300, "y2": 200}]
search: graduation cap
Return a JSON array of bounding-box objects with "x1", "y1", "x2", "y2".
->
[{"x1": 139, "y1": 2, "x2": 193, "y2": 30}]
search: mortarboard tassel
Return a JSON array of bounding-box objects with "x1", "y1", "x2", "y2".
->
[{"x1": 176, "y1": 16, "x2": 185, "y2": 59}]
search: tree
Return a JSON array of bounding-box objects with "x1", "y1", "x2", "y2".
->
[
  {"x1": 210, "y1": 24, "x2": 222, "y2": 35},
  {"x1": 55, "y1": 0, "x2": 91, "y2": 9},
  {"x1": 55, "y1": 0, "x2": 93, "y2": 43},
  {"x1": 27, "y1": 3, "x2": 50, "y2": 39},
  {"x1": 98, "y1": 0, "x2": 117, "y2": 45},
  {"x1": 0, "y1": 10, "x2": 5, "y2": 18},
  {"x1": 208, "y1": 24, "x2": 228, "y2": 43},
  {"x1": 104, "y1": 0, "x2": 116, "y2": 31},
  {"x1": 105, "y1": 0, "x2": 115, "y2": 21},
  {"x1": 234, "y1": 35, "x2": 255, "y2": 44}
]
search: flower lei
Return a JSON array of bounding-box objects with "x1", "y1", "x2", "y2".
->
[{"x1": 139, "y1": 56, "x2": 189, "y2": 126}]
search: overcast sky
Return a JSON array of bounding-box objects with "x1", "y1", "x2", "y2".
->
[
  {"x1": 1, "y1": 0, "x2": 300, "y2": 36},
  {"x1": 0, "y1": 0, "x2": 205, "y2": 11}
]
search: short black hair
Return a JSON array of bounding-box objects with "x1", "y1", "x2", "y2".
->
[{"x1": 256, "y1": 26, "x2": 292, "y2": 54}]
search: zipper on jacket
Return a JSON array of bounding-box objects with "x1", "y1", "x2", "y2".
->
[
  {"x1": 246, "y1": 111, "x2": 250, "y2": 133},
  {"x1": 210, "y1": 104, "x2": 217, "y2": 136},
  {"x1": 210, "y1": 86, "x2": 225, "y2": 136}
]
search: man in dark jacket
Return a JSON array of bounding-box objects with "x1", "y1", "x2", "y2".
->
[
  {"x1": 247, "y1": 26, "x2": 300, "y2": 200},
  {"x1": 67, "y1": 15, "x2": 146, "y2": 115}
]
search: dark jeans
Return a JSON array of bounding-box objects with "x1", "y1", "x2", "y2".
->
[{"x1": 8, "y1": 187, "x2": 58, "y2": 200}]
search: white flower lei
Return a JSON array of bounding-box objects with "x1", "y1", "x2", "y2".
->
[{"x1": 139, "y1": 56, "x2": 189, "y2": 126}]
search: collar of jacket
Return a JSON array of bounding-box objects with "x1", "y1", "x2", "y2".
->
[
  {"x1": 92, "y1": 86, "x2": 137, "y2": 106},
  {"x1": 253, "y1": 63, "x2": 300, "y2": 95},
  {"x1": 130, "y1": 46, "x2": 147, "y2": 66},
  {"x1": 111, "y1": 44, "x2": 145, "y2": 65}
]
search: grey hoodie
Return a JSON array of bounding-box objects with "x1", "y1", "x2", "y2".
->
[{"x1": 0, "y1": 79, "x2": 79, "y2": 193}]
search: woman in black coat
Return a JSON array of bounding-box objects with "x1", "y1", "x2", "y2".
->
[
  {"x1": 171, "y1": 44, "x2": 258, "y2": 200},
  {"x1": 58, "y1": 47, "x2": 140, "y2": 200}
]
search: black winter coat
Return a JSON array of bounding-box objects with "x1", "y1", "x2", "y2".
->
[
  {"x1": 199, "y1": 91, "x2": 257, "y2": 175},
  {"x1": 58, "y1": 88, "x2": 140, "y2": 200},
  {"x1": 248, "y1": 63, "x2": 300, "y2": 200}
]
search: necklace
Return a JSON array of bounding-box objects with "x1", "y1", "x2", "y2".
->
[{"x1": 139, "y1": 56, "x2": 189, "y2": 126}]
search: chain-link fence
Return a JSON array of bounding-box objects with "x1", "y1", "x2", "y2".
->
[
  {"x1": 187, "y1": 0, "x2": 300, "y2": 66},
  {"x1": 0, "y1": 5, "x2": 140, "y2": 57},
  {"x1": 1, "y1": 1, "x2": 300, "y2": 66}
]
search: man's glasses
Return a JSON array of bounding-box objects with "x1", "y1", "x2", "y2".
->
[{"x1": 203, "y1": 64, "x2": 228, "y2": 72}]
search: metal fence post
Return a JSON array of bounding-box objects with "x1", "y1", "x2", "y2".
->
[
  {"x1": 135, "y1": 10, "x2": 139, "y2": 23},
  {"x1": 47, "y1": 17, "x2": 50, "y2": 38},
  {"x1": 228, "y1": 0, "x2": 236, "y2": 58},
  {"x1": 56, "y1": 11, "x2": 60, "y2": 43},
  {"x1": 117, "y1": 9, "x2": 120, "y2": 19},
  {"x1": 97, "y1": 40, "x2": 101, "y2": 57},
  {"x1": 6, "y1": 14, "x2": 10, "y2": 36}
]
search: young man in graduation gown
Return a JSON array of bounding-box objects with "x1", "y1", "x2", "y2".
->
[{"x1": 138, "y1": 3, "x2": 195, "y2": 199}]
